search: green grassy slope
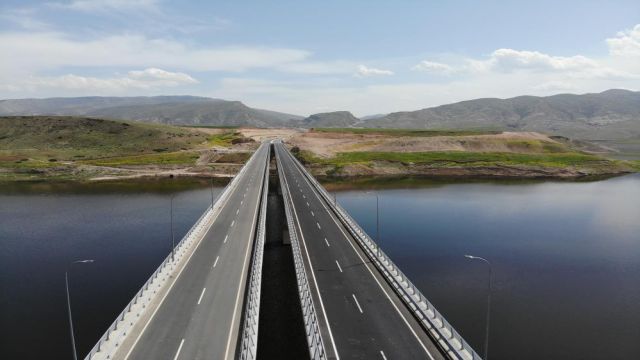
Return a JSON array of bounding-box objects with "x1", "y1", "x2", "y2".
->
[{"x1": 0, "y1": 116, "x2": 207, "y2": 163}]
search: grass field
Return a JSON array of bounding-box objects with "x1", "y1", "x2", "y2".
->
[
  {"x1": 0, "y1": 116, "x2": 208, "y2": 161},
  {"x1": 311, "y1": 127, "x2": 502, "y2": 137},
  {"x1": 207, "y1": 131, "x2": 244, "y2": 147},
  {"x1": 298, "y1": 149, "x2": 631, "y2": 172},
  {"x1": 80, "y1": 151, "x2": 200, "y2": 166}
]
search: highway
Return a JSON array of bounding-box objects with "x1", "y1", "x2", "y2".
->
[
  {"x1": 275, "y1": 142, "x2": 446, "y2": 360},
  {"x1": 123, "y1": 143, "x2": 270, "y2": 360}
]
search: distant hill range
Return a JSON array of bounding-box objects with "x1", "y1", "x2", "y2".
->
[
  {"x1": 364, "y1": 89, "x2": 640, "y2": 142},
  {"x1": 1, "y1": 90, "x2": 639, "y2": 144},
  {"x1": 0, "y1": 96, "x2": 303, "y2": 127}
]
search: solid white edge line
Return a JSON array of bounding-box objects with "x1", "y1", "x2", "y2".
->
[
  {"x1": 277, "y1": 146, "x2": 340, "y2": 360},
  {"x1": 197, "y1": 288, "x2": 206, "y2": 305},
  {"x1": 336, "y1": 260, "x2": 343, "y2": 273},
  {"x1": 283, "y1": 146, "x2": 436, "y2": 360},
  {"x1": 222, "y1": 149, "x2": 267, "y2": 360},
  {"x1": 123, "y1": 152, "x2": 245, "y2": 360},
  {"x1": 173, "y1": 339, "x2": 185, "y2": 360},
  {"x1": 352, "y1": 294, "x2": 363, "y2": 314}
]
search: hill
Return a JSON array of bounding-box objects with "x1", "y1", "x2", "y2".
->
[
  {"x1": 365, "y1": 90, "x2": 640, "y2": 156},
  {"x1": 0, "y1": 96, "x2": 303, "y2": 127},
  {"x1": 298, "y1": 111, "x2": 359, "y2": 128}
]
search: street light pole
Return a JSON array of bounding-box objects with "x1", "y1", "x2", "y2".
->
[
  {"x1": 66, "y1": 259, "x2": 94, "y2": 360},
  {"x1": 211, "y1": 177, "x2": 219, "y2": 209},
  {"x1": 464, "y1": 254, "x2": 493, "y2": 360},
  {"x1": 170, "y1": 194, "x2": 175, "y2": 262}
]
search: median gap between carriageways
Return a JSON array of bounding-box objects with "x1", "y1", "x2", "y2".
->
[{"x1": 256, "y1": 143, "x2": 309, "y2": 359}]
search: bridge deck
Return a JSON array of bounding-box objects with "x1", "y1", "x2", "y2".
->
[
  {"x1": 121, "y1": 144, "x2": 270, "y2": 360},
  {"x1": 275, "y1": 143, "x2": 446, "y2": 360}
]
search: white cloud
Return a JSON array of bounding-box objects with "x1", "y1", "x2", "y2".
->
[
  {"x1": 0, "y1": 32, "x2": 310, "y2": 77},
  {"x1": 13, "y1": 68, "x2": 198, "y2": 93},
  {"x1": 487, "y1": 48, "x2": 600, "y2": 72},
  {"x1": 54, "y1": 0, "x2": 159, "y2": 12},
  {"x1": 355, "y1": 65, "x2": 394, "y2": 77},
  {"x1": 606, "y1": 24, "x2": 640, "y2": 57},
  {"x1": 412, "y1": 60, "x2": 456, "y2": 74},
  {"x1": 127, "y1": 68, "x2": 198, "y2": 84}
]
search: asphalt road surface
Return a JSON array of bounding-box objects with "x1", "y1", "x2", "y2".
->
[
  {"x1": 275, "y1": 143, "x2": 446, "y2": 360},
  {"x1": 125, "y1": 143, "x2": 269, "y2": 360}
]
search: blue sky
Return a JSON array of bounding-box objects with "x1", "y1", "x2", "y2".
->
[{"x1": 1, "y1": 0, "x2": 639, "y2": 116}]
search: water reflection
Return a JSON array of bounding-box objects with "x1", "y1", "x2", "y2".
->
[{"x1": 335, "y1": 174, "x2": 640, "y2": 360}]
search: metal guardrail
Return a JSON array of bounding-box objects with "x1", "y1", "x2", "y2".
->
[
  {"x1": 283, "y1": 146, "x2": 481, "y2": 360},
  {"x1": 85, "y1": 145, "x2": 261, "y2": 360},
  {"x1": 276, "y1": 146, "x2": 327, "y2": 360},
  {"x1": 238, "y1": 144, "x2": 270, "y2": 360}
]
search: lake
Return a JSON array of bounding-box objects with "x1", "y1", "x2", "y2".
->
[{"x1": 1, "y1": 174, "x2": 639, "y2": 359}]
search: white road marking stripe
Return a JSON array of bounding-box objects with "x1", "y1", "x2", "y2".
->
[
  {"x1": 352, "y1": 294, "x2": 363, "y2": 313},
  {"x1": 213, "y1": 256, "x2": 219, "y2": 268},
  {"x1": 224, "y1": 235, "x2": 229, "y2": 243},
  {"x1": 236, "y1": 209, "x2": 239, "y2": 215},
  {"x1": 324, "y1": 238, "x2": 330, "y2": 247},
  {"x1": 303, "y1": 194, "x2": 306, "y2": 198},
  {"x1": 197, "y1": 288, "x2": 206, "y2": 305},
  {"x1": 173, "y1": 339, "x2": 185, "y2": 360},
  {"x1": 241, "y1": 200, "x2": 243, "y2": 205},
  {"x1": 281, "y1": 146, "x2": 434, "y2": 359},
  {"x1": 231, "y1": 220, "x2": 235, "y2": 227},
  {"x1": 278, "y1": 150, "x2": 340, "y2": 360},
  {"x1": 306, "y1": 202, "x2": 310, "y2": 207},
  {"x1": 336, "y1": 260, "x2": 343, "y2": 273},
  {"x1": 380, "y1": 350, "x2": 387, "y2": 360},
  {"x1": 316, "y1": 222, "x2": 321, "y2": 229},
  {"x1": 311, "y1": 211, "x2": 315, "y2": 217}
]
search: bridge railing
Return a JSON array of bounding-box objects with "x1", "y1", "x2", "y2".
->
[
  {"x1": 238, "y1": 144, "x2": 271, "y2": 360},
  {"x1": 276, "y1": 146, "x2": 327, "y2": 360},
  {"x1": 284, "y1": 147, "x2": 481, "y2": 360},
  {"x1": 85, "y1": 145, "x2": 261, "y2": 360}
]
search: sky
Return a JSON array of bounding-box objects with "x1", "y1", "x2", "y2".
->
[{"x1": 1, "y1": 0, "x2": 639, "y2": 116}]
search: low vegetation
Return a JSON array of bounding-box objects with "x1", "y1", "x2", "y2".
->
[
  {"x1": 311, "y1": 127, "x2": 501, "y2": 137},
  {"x1": 80, "y1": 151, "x2": 200, "y2": 166},
  {"x1": 207, "y1": 131, "x2": 244, "y2": 147}
]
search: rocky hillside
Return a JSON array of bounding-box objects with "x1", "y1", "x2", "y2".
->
[
  {"x1": 298, "y1": 111, "x2": 359, "y2": 128},
  {"x1": 366, "y1": 89, "x2": 640, "y2": 141},
  {"x1": 0, "y1": 96, "x2": 303, "y2": 127}
]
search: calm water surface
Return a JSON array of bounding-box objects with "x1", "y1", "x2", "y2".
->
[
  {"x1": 1, "y1": 175, "x2": 639, "y2": 359},
  {"x1": 337, "y1": 174, "x2": 640, "y2": 360}
]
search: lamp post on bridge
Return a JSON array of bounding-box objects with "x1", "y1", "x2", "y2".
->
[
  {"x1": 464, "y1": 254, "x2": 493, "y2": 360},
  {"x1": 170, "y1": 194, "x2": 175, "y2": 262},
  {"x1": 66, "y1": 259, "x2": 95, "y2": 360}
]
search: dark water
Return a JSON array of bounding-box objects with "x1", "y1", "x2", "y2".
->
[
  {"x1": 0, "y1": 179, "x2": 223, "y2": 359},
  {"x1": 335, "y1": 174, "x2": 640, "y2": 360},
  {"x1": 1, "y1": 175, "x2": 639, "y2": 360}
]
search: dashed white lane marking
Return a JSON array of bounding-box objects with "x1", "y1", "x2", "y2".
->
[
  {"x1": 336, "y1": 260, "x2": 343, "y2": 273},
  {"x1": 224, "y1": 235, "x2": 229, "y2": 243},
  {"x1": 316, "y1": 222, "x2": 321, "y2": 229},
  {"x1": 306, "y1": 202, "x2": 310, "y2": 207},
  {"x1": 236, "y1": 208, "x2": 239, "y2": 215},
  {"x1": 197, "y1": 288, "x2": 206, "y2": 305},
  {"x1": 213, "y1": 256, "x2": 219, "y2": 268},
  {"x1": 303, "y1": 194, "x2": 306, "y2": 199},
  {"x1": 241, "y1": 200, "x2": 243, "y2": 205},
  {"x1": 311, "y1": 211, "x2": 315, "y2": 217},
  {"x1": 173, "y1": 339, "x2": 185, "y2": 360},
  {"x1": 324, "y1": 238, "x2": 330, "y2": 247},
  {"x1": 380, "y1": 350, "x2": 387, "y2": 360},
  {"x1": 231, "y1": 220, "x2": 235, "y2": 227},
  {"x1": 352, "y1": 294, "x2": 363, "y2": 314}
]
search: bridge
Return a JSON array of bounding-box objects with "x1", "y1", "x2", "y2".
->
[{"x1": 83, "y1": 141, "x2": 479, "y2": 360}]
